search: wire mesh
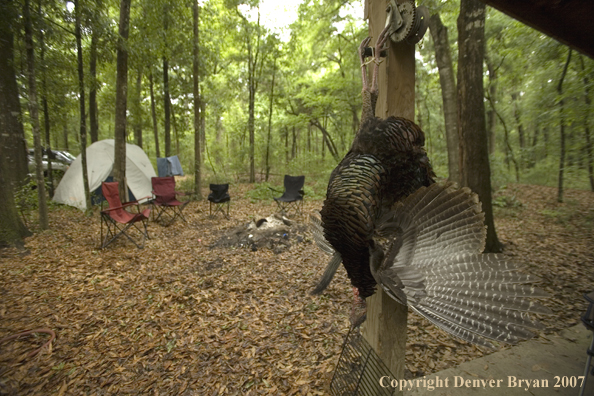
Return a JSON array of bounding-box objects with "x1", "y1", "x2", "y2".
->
[{"x1": 330, "y1": 328, "x2": 397, "y2": 396}]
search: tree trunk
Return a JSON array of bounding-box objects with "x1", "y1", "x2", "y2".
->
[
  {"x1": 557, "y1": 49, "x2": 572, "y2": 203},
  {"x1": 0, "y1": 149, "x2": 29, "y2": 247},
  {"x1": 89, "y1": 21, "x2": 99, "y2": 143},
  {"x1": 485, "y1": 54, "x2": 497, "y2": 155},
  {"x1": 170, "y1": 98, "x2": 179, "y2": 155},
  {"x1": 284, "y1": 127, "x2": 289, "y2": 165},
  {"x1": 579, "y1": 55, "x2": 594, "y2": 192},
  {"x1": 0, "y1": 0, "x2": 28, "y2": 192},
  {"x1": 163, "y1": 57, "x2": 171, "y2": 157},
  {"x1": 310, "y1": 119, "x2": 340, "y2": 161},
  {"x1": 511, "y1": 92, "x2": 525, "y2": 169},
  {"x1": 74, "y1": 0, "x2": 91, "y2": 211},
  {"x1": 457, "y1": 0, "x2": 501, "y2": 252},
  {"x1": 240, "y1": 11, "x2": 262, "y2": 183},
  {"x1": 265, "y1": 59, "x2": 276, "y2": 182},
  {"x1": 38, "y1": 5, "x2": 54, "y2": 197},
  {"x1": 133, "y1": 67, "x2": 143, "y2": 148},
  {"x1": 200, "y1": 101, "x2": 206, "y2": 155},
  {"x1": 428, "y1": 13, "x2": 459, "y2": 184},
  {"x1": 291, "y1": 126, "x2": 297, "y2": 160},
  {"x1": 192, "y1": 0, "x2": 202, "y2": 199},
  {"x1": 149, "y1": 71, "x2": 160, "y2": 158},
  {"x1": 248, "y1": 81, "x2": 255, "y2": 182},
  {"x1": 162, "y1": 5, "x2": 170, "y2": 158},
  {"x1": 24, "y1": 0, "x2": 49, "y2": 229},
  {"x1": 113, "y1": 0, "x2": 131, "y2": 201},
  {"x1": 63, "y1": 121, "x2": 69, "y2": 150},
  {"x1": 0, "y1": 0, "x2": 29, "y2": 245},
  {"x1": 488, "y1": 94, "x2": 520, "y2": 182},
  {"x1": 511, "y1": 93, "x2": 525, "y2": 149}
]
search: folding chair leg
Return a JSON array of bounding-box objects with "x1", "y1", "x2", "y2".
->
[
  {"x1": 209, "y1": 201, "x2": 229, "y2": 219},
  {"x1": 100, "y1": 217, "x2": 148, "y2": 249}
]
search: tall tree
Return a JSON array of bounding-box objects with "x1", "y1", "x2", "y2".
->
[
  {"x1": 38, "y1": 2, "x2": 54, "y2": 197},
  {"x1": 557, "y1": 48, "x2": 572, "y2": 203},
  {"x1": 149, "y1": 70, "x2": 160, "y2": 158},
  {"x1": 485, "y1": 53, "x2": 497, "y2": 155},
  {"x1": 579, "y1": 55, "x2": 594, "y2": 192},
  {"x1": 0, "y1": 0, "x2": 28, "y2": 191},
  {"x1": 162, "y1": 4, "x2": 171, "y2": 158},
  {"x1": 133, "y1": 67, "x2": 143, "y2": 148},
  {"x1": 192, "y1": 0, "x2": 202, "y2": 199},
  {"x1": 428, "y1": 12, "x2": 459, "y2": 183},
  {"x1": 265, "y1": 58, "x2": 276, "y2": 181},
  {"x1": 113, "y1": 0, "x2": 131, "y2": 200},
  {"x1": 0, "y1": 148, "x2": 29, "y2": 247},
  {"x1": 238, "y1": 8, "x2": 264, "y2": 183},
  {"x1": 457, "y1": 0, "x2": 501, "y2": 252},
  {"x1": 74, "y1": 0, "x2": 91, "y2": 210},
  {"x1": 0, "y1": 0, "x2": 29, "y2": 246},
  {"x1": 24, "y1": 0, "x2": 49, "y2": 229},
  {"x1": 89, "y1": 8, "x2": 100, "y2": 144}
]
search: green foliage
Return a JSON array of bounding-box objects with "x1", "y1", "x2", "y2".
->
[
  {"x1": 175, "y1": 177, "x2": 196, "y2": 194},
  {"x1": 12, "y1": 0, "x2": 594, "y2": 216},
  {"x1": 14, "y1": 177, "x2": 62, "y2": 226},
  {"x1": 541, "y1": 199, "x2": 594, "y2": 230},
  {"x1": 247, "y1": 182, "x2": 276, "y2": 202},
  {"x1": 492, "y1": 191, "x2": 522, "y2": 209}
]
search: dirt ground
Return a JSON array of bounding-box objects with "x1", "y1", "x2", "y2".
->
[{"x1": 1, "y1": 183, "x2": 593, "y2": 395}]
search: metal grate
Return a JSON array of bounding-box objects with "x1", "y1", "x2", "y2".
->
[{"x1": 330, "y1": 328, "x2": 397, "y2": 396}]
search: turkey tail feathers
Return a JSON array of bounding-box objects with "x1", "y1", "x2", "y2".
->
[
  {"x1": 309, "y1": 212, "x2": 342, "y2": 295},
  {"x1": 310, "y1": 252, "x2": 342, "y2": 295},
  {"x1": 310, "y1": 212, "x2": 335, "y2": 255},
  {"x1": 372, "y1": 183, "x2": 550, "y2": 348}
]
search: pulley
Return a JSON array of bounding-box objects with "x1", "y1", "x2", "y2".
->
[{"x1": 385, "y1": 1, "x2": 429, "y2": 44}]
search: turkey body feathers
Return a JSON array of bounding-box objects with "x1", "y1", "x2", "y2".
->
[{"x1": 319, "y1": 116, "x2": 435, "y2": 299}]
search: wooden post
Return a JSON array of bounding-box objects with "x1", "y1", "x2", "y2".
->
[{"x1": 361, "y1": 0, "x2": 414, "y2": 385}]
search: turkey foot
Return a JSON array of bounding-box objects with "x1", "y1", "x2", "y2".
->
[
  {"x1": 370, "y1": 25, "x2": 391, "y2": 98},
  {"x1": 349, "y1": 286, "x2": 367, "y2": 328}
]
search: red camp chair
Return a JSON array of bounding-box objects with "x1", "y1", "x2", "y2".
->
[
  {"x1": 151, "y1": 176, "x2": 189, "y2": 225},
  {"x1": 100, "y1": 181, "x2": 151, "y2": 249}
]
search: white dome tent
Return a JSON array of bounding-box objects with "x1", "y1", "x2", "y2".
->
[{"x1": 53, "y1": 139, "x2": 157, "y2": 210}]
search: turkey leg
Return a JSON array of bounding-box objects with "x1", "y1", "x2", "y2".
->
[
  {"x1": 370, "y1": 25, "x2": 391, "y2": 100},
  {"x1": 359, "y1": 36, "x2": 372, "y2": 92}
]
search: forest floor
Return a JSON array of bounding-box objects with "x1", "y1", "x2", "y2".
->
[{"x1": 1, "y1": 183, "x2": 593, "y2": 395}]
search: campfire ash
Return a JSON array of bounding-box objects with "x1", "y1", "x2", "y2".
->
[{"x1": 211, "y1": 214, "x2": 307, "y2": 253}]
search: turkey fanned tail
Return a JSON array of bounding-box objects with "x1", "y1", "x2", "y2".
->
[
  {"x1": 370, "y1": 182, "x2": 551, "y2": 348},
  {"x1": 309, "y1": 212, "x2": 342, "y2": 295}
]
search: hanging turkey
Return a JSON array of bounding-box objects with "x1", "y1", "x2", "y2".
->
[{"x1": 310, "y1": 26, "x2": 549, "y2": 348}]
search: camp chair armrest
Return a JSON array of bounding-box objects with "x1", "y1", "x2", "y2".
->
[
  {"x1": 299, "y1": 189, "x2": 305, "y2": 196},
  {"x1": 268, "y1": 186, "x2": 282, "y2": 194},
  {"x1": 135, "y1": 195, "x2": 152, "y2": 202},
  {"x1": 101, "y1": 200, "x2": 140, "y2": 213}
]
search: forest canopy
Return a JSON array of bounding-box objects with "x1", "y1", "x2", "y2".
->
[{"x1": 3, "y1": 0, "x2": 594, "y2": 205}]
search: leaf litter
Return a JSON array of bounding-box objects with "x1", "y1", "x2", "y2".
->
[{"x1": 0, "y1": 183, "x2": 593, "y2": 395}]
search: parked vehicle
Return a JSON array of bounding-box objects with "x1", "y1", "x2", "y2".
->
[{"x1": 28, "y1": 148, "x2": 75, "y2": 175}]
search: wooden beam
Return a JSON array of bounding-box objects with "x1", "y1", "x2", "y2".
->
[{"x1": 361, "y1": 0, "x2": 413, "y2": 385}]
